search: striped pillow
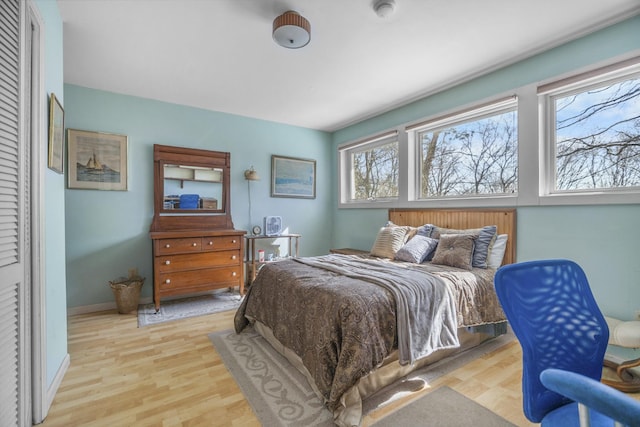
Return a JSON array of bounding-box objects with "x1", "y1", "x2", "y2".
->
[{"x1": 370, "y1": 225, "x2": 409, "y2": 259}]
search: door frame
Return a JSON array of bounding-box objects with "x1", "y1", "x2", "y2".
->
[{"x1": 24, "y1": 0, "x2": 47, "y2": 423}]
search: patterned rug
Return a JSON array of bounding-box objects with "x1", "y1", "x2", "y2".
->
[
  {"x1": 209, "y1": 327, "x2": 515, "y2": 426},
  {"x1": 137, "y1": 291, "x2": 242, "y2": 327}
]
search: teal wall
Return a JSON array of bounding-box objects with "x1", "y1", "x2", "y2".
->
[
  {"x1": 63, "y1": 86, "x2": 332, "y2": 308},
  {"x1": 35, "y1": 0, "x2": 68, "y2": 389},
  {"x1": 332, "y1": 15, "x2": 640, "y2": 320}
]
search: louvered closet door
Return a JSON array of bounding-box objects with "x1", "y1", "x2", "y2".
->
[{"x1": 0, "y1": 0, "x2": 30, "y2": 425}]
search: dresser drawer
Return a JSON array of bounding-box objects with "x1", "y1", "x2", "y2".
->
[
  {"x1": 156, "y1": 250, "x2": 240, "y2": 272},
  {"x1": 155, "y1": 237, "x2": 201, "y2": 255},
  {"x1": 158, "y1": 266, "x2": 241, "y2": 290},
  {"x1": 200, "y1": 235, "x2": 241, "y2": 251}
]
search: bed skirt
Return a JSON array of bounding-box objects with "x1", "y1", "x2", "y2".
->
[{"x1": 252, "y1": 320, "x2": 505, "y2": 427}]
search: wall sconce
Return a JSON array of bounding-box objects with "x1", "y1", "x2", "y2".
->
[
  {"x1": 244, "y1": 166, "x2": 260, "y2": 181},
  {"x1": 245, "y1": 166, "x2": 260, "y2": 230}
]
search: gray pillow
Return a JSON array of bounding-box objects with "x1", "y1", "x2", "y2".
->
[
  {"x1": 430, "y1": 234, "x2": 477, "y2": 270},
  {"x1": 395, "y1": 235, "x2": 439, "y2": 263},
  {"x1": 431, "y1": 225, "x2": 497, "y2": 268}
]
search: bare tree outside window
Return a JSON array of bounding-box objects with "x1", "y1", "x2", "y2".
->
[
  {"x1": 419, "y1": 110, "x2": 518, "y2": 198},
  {"x1": 554, "y1": 76, "x2": 640, "y2": 191},
  {"x1": 352, "y1": 140, "x2": 399, "y2": 200}
]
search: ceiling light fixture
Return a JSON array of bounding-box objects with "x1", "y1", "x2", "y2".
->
[
  {"x1": 374, "y1": 0, "x2": 396, "y2": 18},
  {"x1": 273, "y1": 10, "x2": 311, "y2": 49}
]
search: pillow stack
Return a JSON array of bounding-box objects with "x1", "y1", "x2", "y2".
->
[{"x1": 371, "y1": 221, "x2": 508, "y2": 270}]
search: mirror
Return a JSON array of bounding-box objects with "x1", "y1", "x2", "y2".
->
[
  {"x1": 151, "y1": 144, "x2": 235, "y2": 232},
  {"x1": 162, "y1": 164, "x2": 224, "y2": 213}
]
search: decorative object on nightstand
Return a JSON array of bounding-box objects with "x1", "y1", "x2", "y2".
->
[{"x1": 264, "y1": 215, "x2": 283, "y2": 236}]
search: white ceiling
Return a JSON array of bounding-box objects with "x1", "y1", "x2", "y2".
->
[{"x1": 57, "y1": 0, "x2": 640, "y2": 132}]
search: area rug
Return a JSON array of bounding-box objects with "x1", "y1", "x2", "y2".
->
[
  {"x1": 373, "y1": 386, "x2": 515, "y2": 426},
  {"x1": 209, "y1": 327, "x2": 515, "y2": 426},
  {"x1": 137, "y1": 291, "x2": 242, "y2": 327}
]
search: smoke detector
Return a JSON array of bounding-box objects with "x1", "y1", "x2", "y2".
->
[{"x1": 374, "y1": 0, "x2": 396, "y2": 18}]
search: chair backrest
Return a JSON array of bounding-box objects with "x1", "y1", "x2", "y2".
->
[{"x1": 494, "y1": 259, "x2": 609, "y2": 423}]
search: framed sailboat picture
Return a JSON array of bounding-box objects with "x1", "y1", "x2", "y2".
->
[{"x1": 67, "y1": 129, "x2": 128, "y2": 191}]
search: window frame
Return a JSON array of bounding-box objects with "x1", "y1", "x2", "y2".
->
[
  {"x1": 408, "y1": 96, "x2": 519, "y2": 201},
  {"x1": 540, "y1": 58, "x2": 640, "y2": 201},
  {"x1": 337, "y1": 54, "x2": 640, "y2": 210},
  {"x1": 338, "y1": 130, "x2": 400, "y2": 205}
]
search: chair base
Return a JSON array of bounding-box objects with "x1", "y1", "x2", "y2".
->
[{"x1": 602, "y1": 357, "x2": 640, "y2": 393}]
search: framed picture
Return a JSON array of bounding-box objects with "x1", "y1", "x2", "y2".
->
[
  {"x1": 48, "y1": 93, "x2": 64, "y2": 173},
  {"x1": 67, "y1": 129, "x2": 128, "y2": 191},
  {"x1": 271, "y1": 155, "x2": 316, "y2": 199}
]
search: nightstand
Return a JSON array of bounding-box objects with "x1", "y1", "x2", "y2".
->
[
  {"x1": 245, "y1": 234, "x2": 301, "y2": 285},
  {"x1": 329, "y1": 248, "x2": 369, "y2": 256}
]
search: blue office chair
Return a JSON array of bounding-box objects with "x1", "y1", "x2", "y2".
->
[
  {"x1": 540, "y1": 368, "x2": 640, "y2": 427},
  {"x1": 494, "y1": 259, "x2": 613, "y2": 424}
]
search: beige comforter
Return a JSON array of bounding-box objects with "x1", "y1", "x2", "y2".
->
[{"x1": 234, "y1": 254, "x2": 505, "y2": 413}]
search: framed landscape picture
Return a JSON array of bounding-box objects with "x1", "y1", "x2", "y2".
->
[
  {"x1": 67, "y1": 129, "x2": 128, "y2": 191},
  {"x1": 48, "y1": 93, "x2": 64, "y2": 173},
  {"x1": 271, "y1": 155, "x2": 316, "y2": 199}
]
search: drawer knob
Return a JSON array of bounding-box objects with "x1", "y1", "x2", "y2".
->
[
  {"x1": 208, "y1": 241, "x2": 213, "y2": 245},
  {"x1": 232, "y1": 239, "x2": 237, "y2": 244},
  {"x1": 165, "y1": 244, "x2": 171, "y2": 248},
  {"x1": 165, "y1": 260, "x2": 170, "y2": 265},
  {"x1": 165, "y1": 279, "x2": 171, "y2": 284},
  {"x1": 231, "y1": 255, "x2": 237, "y2": 260},
  {"x1": 192, "y1": 242, "x2": 197, "y2": 247},
  {"x1": 232, "y1": 272, "x2": 237, "y2": 277}
]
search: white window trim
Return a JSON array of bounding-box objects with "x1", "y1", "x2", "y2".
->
[
  {"x1": 539, "y1": 56, "x2": 640, "y2": 205},
  {"x1": 338, "y1": 130, "x2": 400, "y2": 206},
  {"x1": 337, "y1": 52, "x2": 640, "y2": 210},
  {"x1": 407, "y1": 96, "x2": 518, "y2": 202}
]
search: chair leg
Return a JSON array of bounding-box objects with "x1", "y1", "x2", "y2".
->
[{"x1": 602, "y1": 357, "x2": 640, "y2": 393}]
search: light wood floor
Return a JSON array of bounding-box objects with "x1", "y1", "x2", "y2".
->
[{"x1": 40, "y1": 308, "x2": 640, "y2": 427}]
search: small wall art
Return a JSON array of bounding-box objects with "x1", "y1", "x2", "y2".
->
[
  {"x1": 47, "y1": 93, "x2": 64, "y2": 174},
  {"x1": 271, "y1": 155, "x2": 316, "y2": 199},
  {"x1": 67, "y1": 129, "x2": 128, "y2": 191}
]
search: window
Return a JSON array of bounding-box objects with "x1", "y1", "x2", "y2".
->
[
  {"x1": 543, "y1": 62, "x2": 640, "y2": 194},
  {"x1": 339, "y1": 131, "x2": 398, "y2": 202},
  {"x1": 410, "y1": 97, "x2": 518, "y2": 199}
]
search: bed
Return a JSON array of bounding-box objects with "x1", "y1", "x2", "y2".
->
[{"x1": 234, "y1": 209, "x2": 516, "y2": 426}]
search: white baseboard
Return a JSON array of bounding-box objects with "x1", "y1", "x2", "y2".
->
[
  {"x1": 67, "y1": 296, "x2": 154, "y2": 316},
  {"x1": 67, "y1": 289, "x2": 240, "y2": 316},
  {"x1": 43, "y1": 353, "x2": 70, "y2": 421}
]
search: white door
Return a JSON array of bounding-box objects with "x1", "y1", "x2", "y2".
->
[{"x1": 0, "y1": 0, "x2": 32, "y2": 424}]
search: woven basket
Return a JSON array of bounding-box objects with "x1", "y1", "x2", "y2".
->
[{"x1": 109, "y1": 276, "x2": 145, "y2": 314}]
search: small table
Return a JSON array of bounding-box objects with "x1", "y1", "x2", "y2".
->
[
  {"x1": 604, "y1": 344, "x2": 640, "y2": 392},
  {"x1": 245, "y1": 234, "x2": 301, "y2": 285}
]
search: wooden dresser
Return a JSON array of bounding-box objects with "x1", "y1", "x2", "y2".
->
[
  {"x1": 150, "y1": 229, "x2": 244, "y2": 311},
  {"x1": 149, "y1": 144, "x2": 245, "y2": 311}
]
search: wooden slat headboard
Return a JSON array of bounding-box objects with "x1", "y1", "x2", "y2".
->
[{"x1": 388, "y1": 208, "x2": 516, "y2": 266}]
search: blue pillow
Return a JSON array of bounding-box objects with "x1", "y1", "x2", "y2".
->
[{"x1": 395, "y1": 235, "x2": 439, "y2": 263}]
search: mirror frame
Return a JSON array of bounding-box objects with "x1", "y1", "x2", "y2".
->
[{"x1": 150, "y1": 144, "x2": 234, "y2": 231}]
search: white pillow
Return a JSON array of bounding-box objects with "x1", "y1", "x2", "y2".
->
[{"x1": 487, "y1": 234, "x2": 508, "y2": 269}]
